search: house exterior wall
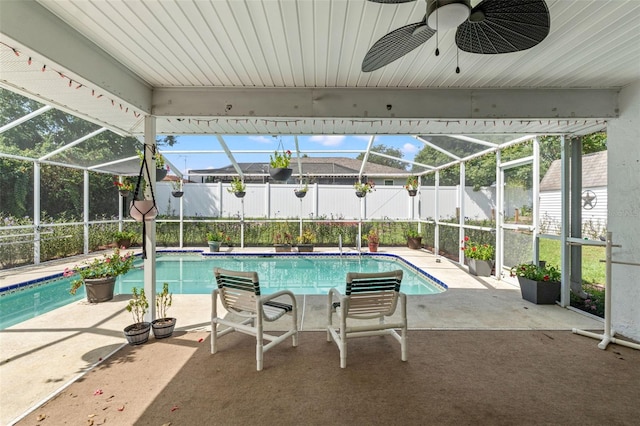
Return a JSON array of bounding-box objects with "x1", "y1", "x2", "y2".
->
[{"x1": 607, "y1": 81, "x2": 640, "y2": 342}]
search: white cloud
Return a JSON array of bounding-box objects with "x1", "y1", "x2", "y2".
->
[
  {"x1": 309, "y1": 135, "x2": 346, "y2": 147},
  {"x1": 402, "y1": 143, "x2": 418, "y2": 155},
  {"x1": 247, "y1": 135, "x2": 273, "y2": 144}
]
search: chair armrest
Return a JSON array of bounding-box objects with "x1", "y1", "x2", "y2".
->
[{"x1": 261, "y1": 289, "x2": 296, "y2": 303}]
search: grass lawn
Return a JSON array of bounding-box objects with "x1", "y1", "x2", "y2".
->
[{"x1": 538, "y1": 238, "x2": 606, "y2": 285}]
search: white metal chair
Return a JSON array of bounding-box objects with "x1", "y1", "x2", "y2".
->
[
  {"x1": 211, "y1": 267, "x2": 298, "y2": 371},
  {"x1": 327, "y1": 269, "x2": 407, "y2": 368}
]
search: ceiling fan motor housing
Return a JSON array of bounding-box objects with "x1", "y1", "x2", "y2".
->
[{"x1": 426, "y1": 0, "x2": 471, "y2": 30}]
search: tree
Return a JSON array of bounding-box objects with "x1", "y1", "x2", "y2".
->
[{"x1": 356, "y1": 144, "x2": 406, "y2": 170}]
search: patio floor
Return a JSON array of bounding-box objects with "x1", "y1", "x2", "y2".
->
[{"x1": 0, "y1": 247, "x2": 607, "y2": 425}]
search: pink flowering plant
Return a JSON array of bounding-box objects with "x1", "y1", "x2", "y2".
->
[
  {"x1": 510, "y1": 263, "x2": 561, "y2": 282},
  {"x1": 270, "y1": 149, "x2": 292, "y2": 168},
  {"x1": 64, "y1": 248, "x2": 135, "y2": 295},
  {"x1": 460, "y1": 235, "x2": 495, "y2": 261}
]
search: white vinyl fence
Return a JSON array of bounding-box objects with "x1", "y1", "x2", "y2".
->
[{"x1": 154, "y1": 182, "x2": 517, "y2": 222}]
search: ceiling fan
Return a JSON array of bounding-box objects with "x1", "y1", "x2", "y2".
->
[{"x1": 362, "y1": 0, "x2": 550, "y2": 73}]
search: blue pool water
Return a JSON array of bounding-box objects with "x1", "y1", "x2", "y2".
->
[{"x1": 0, "y1": 253, "x2": 446, "y2": 329}]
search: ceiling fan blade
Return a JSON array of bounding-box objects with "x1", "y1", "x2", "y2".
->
[
  {"x1": 367, "y1": 0, "x2": 416, "y2": 4},
  {"x1": 455, "y1": 0, "x2": 550, "y2": 54},
  {"x1": 362, "y1": 18, "x2": 436, "y2": 72}
]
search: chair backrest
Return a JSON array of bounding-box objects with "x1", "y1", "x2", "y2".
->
[
  {"x1": 214, "y1": 268, "x2": 261, "y2": 314},
  {"x1": 345, "y1": 270, "x2": 403, "y2": 319}
]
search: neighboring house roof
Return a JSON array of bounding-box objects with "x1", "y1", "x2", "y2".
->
[
  {"x1": 540, "y1": 150, "x2": 607, "y2": 191},
  {"x1": 189, "y1": 157, "x2": 408, "y2": 177}
]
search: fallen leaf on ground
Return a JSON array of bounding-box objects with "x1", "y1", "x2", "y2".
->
[
  {"x1": 171, "y1": 405, "x2": 179, "y2": 412},
  {"x1": 198, "y1": 338, "x2": 203, "y2": 342},
  {"x1": 117, "y1": 406, "x2": 125, "y2": 411},
  {"x1": 37, "y1": 414, "x2": 47, "y2": 421},
  {"x1": 88, "y1": 414, "x2": 97, "y2": 418},
  {"x1": 93, "y1": 389, "x2": 103, "y2": 396},
  {"x1": 161, "y1": 423, "x2": 172, "y2": 426}
]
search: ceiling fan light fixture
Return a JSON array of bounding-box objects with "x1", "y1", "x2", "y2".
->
[{"x1": 427, "y1": 0, "x2": 471, "y2": 30}]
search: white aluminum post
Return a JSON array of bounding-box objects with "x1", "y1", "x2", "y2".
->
[
  {"x1": 495, "y1": 150, "x2": 503, "y2": 278},
  {"x1": 560, "y1": 135, "x2": 570, "y2": 307},
  {"x1": 143, "y1": 116, "x2": 157, "y2": 322},
  {"x1": 83, "y1": 170, "x2": 89, "y2": 255},
  {"x1": 434, "y1": 171, "x2": 440, "y2": 258},
  {"x1": 33, "y1": 161, "x2": 41, "y2": 264},
  {"x1": 118, "y1": 176, "x2": 124, "y2": 231},
  {"x1": 532, "y1": 137, "x2": 540, "y2": 264},
  {"x1": 459, "y1": 162, "x2": 465, "y2": 264}
]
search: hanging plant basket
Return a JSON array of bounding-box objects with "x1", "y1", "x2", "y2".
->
[
  {"x1": 171, "y1": 191, "x2": 184, "y2": 198},
  {"x1": 119, "y1": 190, "x2": 131, "y2": 198},
  {"x1": 355, "y1": 191, "x2": 366, "y2": 198},
  {"x1": 294, "y1": 190, "x2": 307, "y2": 198},
  {"x1": 407, "y1": 189, "x2": 417, "y2": 197},
  {"x1": 269, "y1": 167, "x2": 292, "y2": 181},
  {"x1": 156, "y1": 168, "x2": 168, "y2": 181},
  {"x1": 234, "y1": 191, "x2": 246, "y2": 198},
  {"x1": 129, "y1": 200, "x2": 158, "y2": 222}
]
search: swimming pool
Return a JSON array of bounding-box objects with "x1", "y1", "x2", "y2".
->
[{"x1": 0, "y1": 252, "x2": 446, "y2": 329}]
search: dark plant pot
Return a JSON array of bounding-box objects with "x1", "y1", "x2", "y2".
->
[
  {"x1": 130, "y1": 200, "x2": 158, "y2": 222},
  {"x1": 355, "y1": 191, "x2": 366, "y2": 198},
  {"x1": 156, "y1": 168, "x2": 168, "y2": 181},
  {"x1": 119, "y1": 190, "x2": 131, "y2": 198},
  {"x1": 407, "y1": 237, "x2": 422, "y2": 250},
  {"x1": 124, "y1": 322, "x2": 151, "y2": 345},
  {"x1": 234, "y1": 191, "x2": 246, "y2": 198},
  {"x1": 468, "y1": 259, "x2": 493, "y2": 277},
  {"x1": 294, "y1": 190, "x2": 307, "y2": 198},
  {"x1": 208, "y1": 241, "x2": 221, "y2": 252},
  {"x1": 171, "y1": 191, "x2": 184, "y2": 198},
  {"x1": 297, "y1": 244, "x2": 314, "y2": 252},
  {"x1": 407, "y1": 189, "x2": 417, "y2": 197},
  {"x1": 116, "y1": 238, "x2": 132, "y2": 249},
  {"x1": 269, "y1": 167, "x2": 292, "y2": 181},
  {"x1": 274, "y1": 244, "x2": 292, "y2": 252},
  {"x1": 152, "y1": 318, "x2": 176, "y2": 339},
  {"x1": 84, "y1": 276, "x2": 116, "y2": 303},
  {"x1": 518, "y1": 277, "x2": 561, "y2": 304},
  {"x1": 368, "y1": 242, "x2": 379, "y2": 252}
]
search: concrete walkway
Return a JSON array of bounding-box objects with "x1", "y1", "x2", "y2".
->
[{"x1": 0, "y1": 247, "x2": 605, "y2": 425}]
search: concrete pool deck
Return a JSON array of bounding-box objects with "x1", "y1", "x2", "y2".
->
[{"x1": 0, "y1": 246, "x2": 605, "y2": 425}]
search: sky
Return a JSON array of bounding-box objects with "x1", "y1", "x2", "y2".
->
[{"x1": 159, "y1": 134, "x2": 422, "y2": 173}]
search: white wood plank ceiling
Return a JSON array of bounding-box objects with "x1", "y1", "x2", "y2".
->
[{"x1": 1, "y1": 0, "x2": 639, "y2": 137}]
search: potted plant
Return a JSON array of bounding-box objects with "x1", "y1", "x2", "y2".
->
[
  {"x1": 124, "y1": 287, "x2": 151, "y2": 345},
  {"x1": 510, "y1": 262, "x2": 561, "y2": 304},
  {"x1": 365, "y1": 229, "x2": 380, "y2": 252},
  {"x1": 152, "y1": 282, "x2": 176, "y2": 339},
  {"x1": 269, "y1": 148, "x2": 292, "y2": 181},
  {"x1": 206, "y1": 229, "x2": 228, "y2": 252},
  {"x1": 137, "y1": 149, "x2": 168, "y2": 181},
  {"x1": 114, "y1": 177, "x2": 134, "y2": 198},
  {"x1": 227, "y1": 176, "x2": 246, "y2": 198},
  {"x1": 64, "y1": 248, "x2": 135, "y2": 303},
  {"x1": 171, "y1": 180, "x2": 184, "y2": 198},
  {"x1": 294, "y1": 180, "x2": 309, "y2": 198},
  {"x1": 404, "y1": 176, "x2": 419, "y2": 196},
  {"x1": 461, "y1": 236, "x2": 495, "y2": 277},
  {"x1": 296, "y1": 229, "x2": 316, "y2": 252},
  {"x1": 113, "y1": 230, "x2": 137, "y2": 249},
  {"x1": 354, "y1": 180, "x2": 375, "y2": 198},
  {"x1": 128, "y1": 178, "x2": 158, "y2": 222},
  {"x1": 406, "y1": 229, "x2": 422, "y2": 249},
  {"x1": 273, "y1": 226, "x2": 293, "y2": 252}
]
